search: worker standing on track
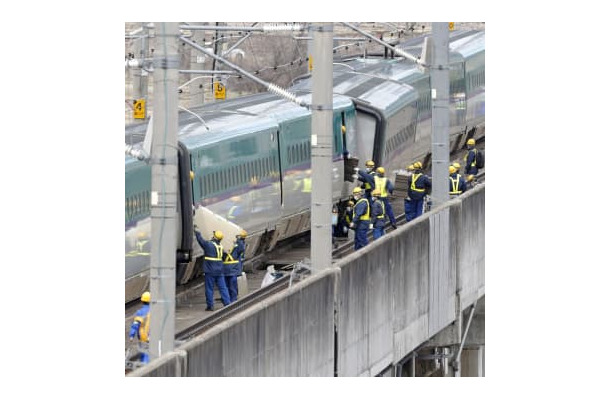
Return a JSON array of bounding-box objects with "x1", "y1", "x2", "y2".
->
[
  {"x1": 406, "y1": 161, "x2": 431, "y2": 222},
  {"x1": 349, "y1": 187, "x2": 371, "y2": 250},
  {"x1": 373, "y1": 166, "x2": 397, "y2": 229},
  {"x1": 370, "y1": 188, "x2": 387, "y2": 240},
  {"x1": 449, "y1": 165, "x2": 467, "y2": 197},
  {"x1": 223, "y1": 230, "x2": 247, "y2": 303},
  {"x1": 358, "y1": 160, "x2": 377, "y2": 206},
  {"x1": 195, "y1": 229, "x2": 230, "y2": 311},
  {"x1": 464, "y1": 138, "x2": 479, "y2": 176},
  {"x1": 128, "y1": 291, "x2": 151, "y2": 364}
]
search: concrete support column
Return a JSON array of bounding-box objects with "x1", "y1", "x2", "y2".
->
[{"x1": 461, "y1": 346, "x2": 484, "y2": 377}]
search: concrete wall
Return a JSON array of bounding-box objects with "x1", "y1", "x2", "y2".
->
[{"x1": 129, "y1": 184, "x2": 484, "y2": 377}]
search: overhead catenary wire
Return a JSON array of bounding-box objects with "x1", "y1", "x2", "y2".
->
[{"x1": 180, "y1": 36, "x2": 307, "y2": 108}]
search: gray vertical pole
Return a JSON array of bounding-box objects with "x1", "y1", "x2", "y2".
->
[
  {"x1": 149, "y1": 22, "x2": 179, "y2": 360},
  {"x1": 310, "y1": 23, "x2": 333, "y2": 272},
  {"x1": 132, "y1": 23, "x2": 149, "y2": 116},
  {"x1": 430, "y1": 22, "x2": 450, "y2": 207}
]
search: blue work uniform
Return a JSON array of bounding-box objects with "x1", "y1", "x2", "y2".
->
[
  {"x1": 374, "y1": 175, "x2": 396, "y2": 227},
  {"x1": 449, "y1": 173, "x2": 467, "y2": 197},
  {"x1": 223, "y1": 237, "x2": 246, "y2": 303},
  {"x1": 406, "y1": 171, "x2": 431, "y2": 222},
  {"x1": 352, "y1": 197, "x2": 371, "y2": 250},
  {"x1": 371, "y1": 198, "x2": 386, "y2": 240},
  {"x1": 195, "y1": 231, "x2": 230, "y2": 309},
  {"x1": 128, "y1": 303, "x2": 150, "y2": 363},
  {"x1": 358, "y1": 170, "x2": 376, "y2": 205},
  {"x1": 464, "y1": 148, "x2": 478, "y2": 176}
]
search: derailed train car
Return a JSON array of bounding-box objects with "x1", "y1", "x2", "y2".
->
[{"x1": 125, "y1": 29, "x2": 485, "y2": 303}]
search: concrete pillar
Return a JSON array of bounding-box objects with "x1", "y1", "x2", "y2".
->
[{"x1": 460, "y1": 346, "x2": 484, "y2": 377}]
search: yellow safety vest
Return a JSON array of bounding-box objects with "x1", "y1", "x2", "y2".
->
[
  {"x1": 223, "y1": 252, "x2": 239, "y2": 265},
  {"x1": 450, "y1": 174, "x2": 463, "y2": 195},
  {"x1": 205, "y1": 242, "x2": 223, "y2": 261},
  {"x1": 374, "y1": 176, "x2": 388, "y2": 197},
  {"x1": 411, "y1": 173, "x2": 425, "y2": 193},
  {"x1": 353, "y1": 198, "x2": 370, "y2": 221},
  {"x1": 302, "y1": 177, "x2": 312, "y2": 193},
  {"x1": 135, "y1": 311, "x2": 151, "y2": 343},
  {"x1": 463, "y1": 149, "x2": 477, "y2": 168}
]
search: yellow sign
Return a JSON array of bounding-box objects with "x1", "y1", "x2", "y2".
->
[
  {"x1": 449, "y1": 22, "x2": 455, "y2": 31},
  {"x1": 308, "y1": 56, "x2": 313, "y2": 72},
  {"x1": 133, "y1": 99, "x2": 145, "y2": 119},
  {"x1": 214, "y1": 82, "x2": 226, "y2": 100}
]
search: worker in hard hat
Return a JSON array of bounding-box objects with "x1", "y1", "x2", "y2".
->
[
  {"x1": 195, "y1": 229, "x2": 230, "y2": 311},
  {"x1": 223, "y1": 230, "x2": 248, "y2": 303},
  {"x1": 357, "y1": 160, "x2": 377, "y2": 205},
  {"x1": 349, "y1": 187, "x2": 371, "y2": 250},
  {"x1": 128, "y1": 291, "x2": 151, "y2": 364},
  {"x1": 449, "y1": 165, "x2": 467, "y2": 197},
  {"x1": 373, "y1": 166, "x2": 397, "y2": 229},
  {"x1": 370, "y1": 188, "x2": 387, "y2": 240},
  {"x1": 406, "y1": 161, "x2": 431, "y2": 222},
  {"x1": 463, "y1": 138, "x2": 479, "y2": 176}
]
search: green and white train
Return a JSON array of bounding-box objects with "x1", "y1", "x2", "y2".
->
[{"x1": 125, "y1": 30, "x2": 485, "y2": 303}]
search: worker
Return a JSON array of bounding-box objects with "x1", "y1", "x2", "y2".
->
[
  {"x1": 373, "y1": 166, "x2": 397, "y2": 229},
  {"x1": 223, "y1": 230, "x2": 247, "y2": 303},
  {"x1": 349, "y1": 187, "x2": 371, "y2": 250},
  {"x1": 195, "y1": 229, "x2": 230, "y2": 311},
  {"x1": 449, "y1": 165, "x2": 467, "y2": 197},
  {"x1": 226, "y1": 196, "x2": 243, "y2": 223},
  {"x1": 128, "y1": 291, "x2": 151, "y2": 364},
  {"x1": 463, "y1": 138, "x2": 479, "y2": 176},
  {"x1": 357, "y1": 160, "x2": 377, "y2": 205},
  {"x1": 333, "y1": 201, "x2": 353, "y2": 243},
  {"x1": 403, "y1": 164, "x2": 415, "y2": 221},
  {"x1": 370, "y1": 188, "x2": 387, "y2": 240},
  {"x1": 406, "y1": 161, "x2": 431, "y2": 222}
]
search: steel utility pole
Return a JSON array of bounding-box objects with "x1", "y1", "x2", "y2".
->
[
  {"x1": 310, "y1": 23, "x2": 334, "y2": 272},
  {"x1": 430, "y1": 22, "x2": 450, "y2": 208},
  {"x1": 149, "y1": 22, "x2": 179, "y2": 360}
]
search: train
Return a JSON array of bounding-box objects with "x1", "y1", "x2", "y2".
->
[{"x1": 125, "y1": 29, "x2": 485, "y2": 303}]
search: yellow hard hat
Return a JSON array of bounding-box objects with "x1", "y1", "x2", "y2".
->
[
  {"x1": 467, "y1": 138, "x2": 475, "y2": 146},
  {"x1": 372, "y1": 188, "x2": 381, "y2": 197},
  {"x1": 141, "y1": 291, "x2": 151, "y2": 303},
  {"x1": 376, "y1": 167, "x2": 385, "y2": 175},
  {"x1": 467, "y1": 174, "x2": 475, "y2": 182},
  {"x1": 365, "y1": 160, "x2": 375, "y2": 168},
  {"x1": 407, "y1": 164, "x2": 414, "y2": 171},
  {"x1": 413, "y1": 161, "x2": 423, "y2": 169},
  {"x1": 213, "y1": 230, "x2": 224, "y2": 241},
  {"x1": 453, "y1": 162, "x2": 461, "y2": 170},
  {"x1": 237, "y1": 229, "x2": 247, "y2": 238},
  {"x1": 352, "y1": 187, "x2": 363, "y2": 195},
  {"x1": 347, "y1": 200, "x2": 355, "y2": 206},
  {"x1": 449, "y1": 165, "x2": 457, "y2": 174}
]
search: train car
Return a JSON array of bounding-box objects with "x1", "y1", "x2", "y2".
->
[{"x1": 124, "y1": 29, "x2": 485, "y2": 303}]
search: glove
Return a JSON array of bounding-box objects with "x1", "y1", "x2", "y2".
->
[
  {"x1": 129, "y1": 337, "x2": 134, "y2": 343},
  {"x1": 349, "y1": 222, "x2": 355, "y2": 229},
  {"x1": 351, "y1": 174, "x2": 358, "y2": 181},
  {"x1": 342, "y1": 226, "x2": 348, "y2": 234},
  {"x1": 369, "y1": 224, "x2": 373, "y2": 230}
]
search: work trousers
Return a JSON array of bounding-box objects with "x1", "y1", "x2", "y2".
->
[
  {"x1": 225, "y1": 275, "x2": 239, "y2": 303},
  {"x1": 354, "y1": 227, "x2": 369, "y2": 250},
  {"x1": 205, "y1": 274, "x2": 230, "y2": 309}
]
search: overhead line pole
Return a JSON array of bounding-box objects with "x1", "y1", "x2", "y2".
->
[
  {"x1": 149, "y1": 22, "x2": 179, "y2": 361},
  {"x1": 310, "y1": 23, "x2": 334, "y2": 272}
]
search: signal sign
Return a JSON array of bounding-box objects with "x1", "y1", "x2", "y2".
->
[
  {"x1": 133, "y1": 99, "x2": 145, "y2": 119},
  {"x1": 214, "y1": 82, "x2": 226, "y2": 100}
]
